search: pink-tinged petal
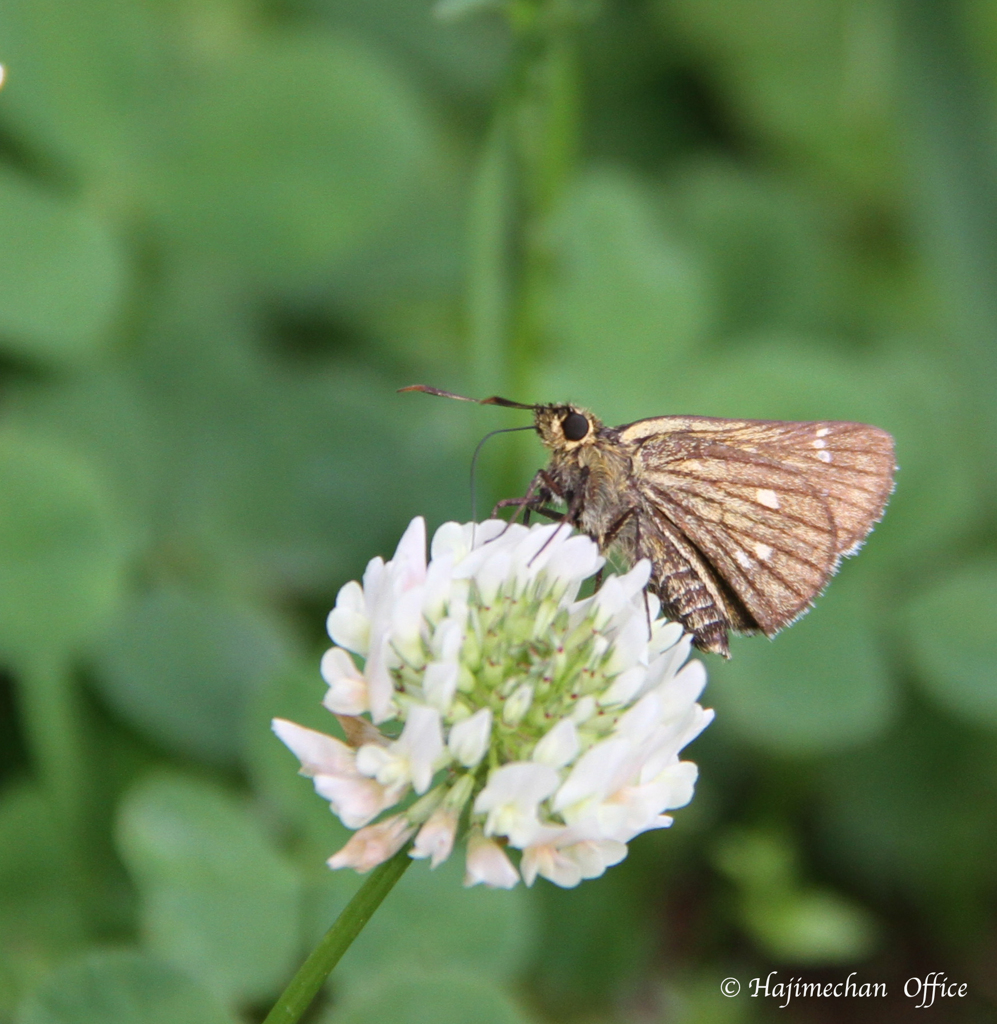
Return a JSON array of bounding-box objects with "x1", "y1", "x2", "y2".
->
[
  {"x1": 567, "y1": 839, "x2": 628, "y2": 879},
  {"x1": 522, "y1": 833, "x2": 628, "y2": 888},
  {"x1": 320, "y1": 648, "x2": 368, "y2": 715},
  {"x1": 410, "y1": 807, "x2": 458, "y2": 868},
  {"x1": 328, "y1": 815, "x2": 414, "y2": 873},
  {"x1": 321, "y1": 677, "x2": 368, "y2": 717},
  {"x1": 313, "y1": 773, "x2": 402, "y2": 829},
  {"x1": 271, "y1": 718, "x2": 355, "y2": 777},
  {"x1": 520, "y1": 843, "x2": 582, "y2": 888},
  {"x1": 464, "y1": 833, "x2": 519, "y2": 889},
  {"x1": 552, "y1": 738, "x2": 630, "y2": 815}
]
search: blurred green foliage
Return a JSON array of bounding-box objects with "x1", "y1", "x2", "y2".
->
[{"x1": 0, "y1": 0, "x2": 995, "y2": 1021}]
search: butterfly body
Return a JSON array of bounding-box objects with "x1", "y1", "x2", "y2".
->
[
  {"x1": 530, "y1": 404, "x2": 895, "y2": 657},
  {"x1": 400, "y1": 385, "x2": 896, "y2": 657}
]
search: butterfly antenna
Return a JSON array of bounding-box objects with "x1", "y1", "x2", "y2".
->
[{"x1": 399, "y1": 384, "x2": 536, "y2": 411}]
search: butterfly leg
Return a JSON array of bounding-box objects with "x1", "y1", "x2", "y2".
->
[
  {"x1": 491, "y1": 471, "x2": 548, "y2": 529},
  {"x1": 525, "y1": 469, "x2": 590, "y2": 566},
  {"x1": 599, "y1": 507, "x2": 656, "y2": 631},
  {"x1": 601, "y1": 506, "x2": 639, "y2": 550},
  {"x1": 492, "y1": 468, "x2": 568, "y2": 523}
]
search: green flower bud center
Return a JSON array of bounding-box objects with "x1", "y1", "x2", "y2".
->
[{"x1": 391, "y1": 573, "x2": 632, "y2": 767}]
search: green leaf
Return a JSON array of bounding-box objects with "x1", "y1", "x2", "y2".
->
[
  {"x1": 714, "y1": 829, "x2": 880, "y2": 965},
  {"x1": 133, "y1": 275, "x2": 466, "y2": 593},
  {"x1": 0, "y1": 168, "x2": 126, "y2": 363},
  {"x1": 664, "y1": 0, "x2": 897, "y2": 196},
  {"x1": 115, "y1": 773, "x2": 301, "y2": 1007},
  {"x1": 142, "y1": 31, "x2": 440, "y2": 285},
  {"x1": 0, "y1": 433, "x2": 129, "y2": 659},
  {"x1": 815, "y1": 710, "x2": 997, "y2": 946},
  {"x1": 333, "y1": 855, "x2": 536, "y2": 993},
  {"x1": 0, "y1": 0, "x2": 160, "y2": 180},
  {"x1": 528, "y1": 858, "x2": 654, "y2": 1010},
  {"x1": 312, "y1": 0, "x2": 508, "y2": 100},
  {"x1": 92, "y1": 585, "x2": 294, "y2": 767},
  {"x1": 708, "y1": 566, "x2": 897, "y2": 755},
  {"x1": 901, "y1": 561, "x2": 997, "y2": 727},
  {"x1": 328, "y1": 973, "x2": 535, "y2": 1024},
  {"x1": 668, "y1": 160, "x2": 835, "y2": 336},
  {"x1": 14, "y1": 949, "x2": 238, "y2": 1024},
  {"x1": 3, "y1": 367, "x2": 159, "y2": 524},
  {"x1": 742, "y1": 889, "x2": 880, "y2": 966},
  {"x1": 539, "y1": 168, "x2": 711, "y2": 422}
]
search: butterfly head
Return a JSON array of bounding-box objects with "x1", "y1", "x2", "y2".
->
[
  {"x1": 399, "y1": 385, "x2": 603, "y2": 452},
  {"x1": 534, "y1": 404, "x2": 602, "y2": 452}
]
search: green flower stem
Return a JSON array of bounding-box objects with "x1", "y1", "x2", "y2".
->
[
  {"x1": 16, "y1": 654, "x2": 94, "y2": 919},
  {"x1": 467, "y1": 0, "x2": 581, "y2": 495},
  {"x1": 262, "y1": 847, "x2": 413, "y2": 1024},
  {"x1": 505, "y1": 24, "x2": 579, "y2": 397}
]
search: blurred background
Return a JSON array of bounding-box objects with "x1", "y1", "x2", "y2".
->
[{"x1": 0, "y1": 0, "x2": 995, "y2": 1021}]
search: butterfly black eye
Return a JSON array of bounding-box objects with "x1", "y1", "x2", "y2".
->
[{"x1": 561, "y1": 412, "x2": 589, "y2": 441}]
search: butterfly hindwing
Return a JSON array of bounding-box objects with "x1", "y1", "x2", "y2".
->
[{"x1": 635, "y1": 438, "x2": 837, "y2": 635}]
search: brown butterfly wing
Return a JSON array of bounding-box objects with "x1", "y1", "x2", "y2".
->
[
  {"x1": 719, "y1": 419, "x2": 897, "y2": 556},
  {"x1": 635, "y1": 508, "x2": 759, "y2": 657},
  {"x1": 618, "y1": 415, "x2": 895, "y2": 641}
]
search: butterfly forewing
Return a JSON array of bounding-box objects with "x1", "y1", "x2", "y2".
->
[
  {"x1": 619, "y1": 415, "x2": 895, "y2": 554},
  {"x1": 617, "y1": 414, "x2": 895, "y2": 642},
  {"x1": 731, "y1": 420, "x2": 896, "y2": 556}
]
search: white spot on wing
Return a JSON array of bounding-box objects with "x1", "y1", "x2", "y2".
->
[
  {"x1": 813, "y1": 438, "x2": 827, "y2": 449},
  {"x1": 756, "y1": 488, "x2": 780, "y2": 509},
  {"x1": 754, "y1": 542, "x2": 773, "y2": 561},
  {"x1": 735, "y1": 549, "x2": 753, "y2": 569},
  {"x1": 817, "y1": 450, "x2": 832, "y2": 463},
  {"x1": 816, "y1": 427, "x2": 829, "y2": 437}
]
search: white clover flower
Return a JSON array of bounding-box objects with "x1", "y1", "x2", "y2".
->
[{"x1": 273, "y1": 516, "x2": 713, "y2": 888}]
